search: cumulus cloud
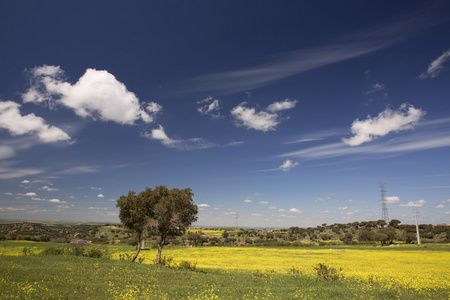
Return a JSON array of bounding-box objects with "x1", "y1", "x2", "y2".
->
[
  {"x1": 289, "y1": 208, "x2": 302, "y2": 213},
  {"x1": 279, "y1": 159, "x2": 299, "y2": 172},
  {"x1": 252, "y1": 213, "x2": 264, "y2": 217},
  {"x1": 244, "y1": 199, "x2": 252, "y2": 203},
  {"x1": 338, "y1": 207, "x2": 349, "y2": 210},
  {"x1": 436, "y1": 204, "x2": 445, "y2": 209},
  {"x1": 266, "y1": 99, "x2": 298, "y2": 112},
  {"x1": 420, "y1": 49, "x2": 450, "y2": 79},
  {"x1": 399, "y1": 199, "x2": 426, "y2": 207},
  {"x1": 198, "y1": 204, "x2": 210, "y2": 207},
  {"x1": 197, "y1": 96, "x2": 221, "y2": 119},
  {"x1": 231, "y1": 100, "x2": 296, "y2": 132},
  {"x1": 48, "y1": 199, "x2": 61, "y2": 203},
  {"x1": 384, "y1": 196, "x2": 400, "y2": 203},
  {"x1": 441, "y1": 199, "x2": 450, "y2": 203},
  {"x1": 19, "y1": 192, "x2": 37, "y2": 197},
  {"x1": 40, "y1": 186, "x2": 59, "y2": 192},
  {"x1": 142, "y1": 125, "x2": 215, "y2": 150},
  {"x1": 259, "y1": 201, "x2": 269, "y2": 204},
  {"x1": 22, "y1": 65, "x2": 158, "y2": 125},
  {"x1": 97, "y1": 194, "x2": 104, "y2": 198},
  {"x1": 342, "y1": 103, "x2": 425, "y2": 146},
  {"x1": 0, "y1": 101, "x2": 71, "y2": 142}
]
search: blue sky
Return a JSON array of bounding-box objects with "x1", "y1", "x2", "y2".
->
[{"x1": 0, "y1": 1, "x2": 449, "y2": 227}]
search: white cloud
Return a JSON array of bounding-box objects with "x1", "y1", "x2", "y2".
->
[
  {"x1": 436, "y1": 204, "x2": 445, "y2": 209},
  {"x1": 0, "y1": 206, "x2": 26, "y2": 212},
  {"x1": 2, "y1": 192, "x2": 13, "y2": 196},
  {"x1": 19, "y1": 192, "x2": 37, "y2": 197},
  {"x1": 91, "y1": 187, "x2": 102, "y2": 190},
  {"x1": 40, "y1": 186, "x2": 59, "y2": 192},
  {"x1": 343, "y1": 104, "x2": 425, "y2": 146},
  {"x1": 441, "y1": 199, "x2": 450, "y2": 203},
  {"x1": 420, "y1": 49, "x2": 450, "y2": 79},
  {"x1": 48, "y1": 199, "x2": 61, "y2": 203},
  {"x1": 231, "y1": 100, "x2": 297, "y2": 132},
  {"x1": 279, "y1": 159, "x2": 299, "y2": 172},
  {"x1": 197, "y1": 96, "x2": 221, "y2": 119},
  {"x1": 338, "y1": 207, "x2": 349, "y2": 210},
  {"x1": 384, "y1": 196, "x2": 401, "y2": 203},
  {"x1": 198, "y1": 204, "x2": 210, "y2": 207},
  {"x1": 21, "y1": 180, "x2": 30, "y2": 184},
  {"x1": 88, "y1": 207, "x2": 107, "y2": 210},
  {"x1": 146, "y1": 102, "x2": 163, "y2": 114},
  {"x1": 0, "y1": 101, "x2": 71, "y2": 142},
  {"x1": 399, "y1": 199, "x2": 426, "y2": 207},
  {"x1": 224, "y1": 211, "x2": 237, "y2": 215},
  {"x1": 347, "y1": 199, "x2": 366, "y2": 204},
  {"x1": 244, "y1": 199, "x2": 252, "y2": 203},
  {"x1": 269, "y1": 206, "x2": 276, "y2": 209},
  {"x1": 289, "y1": 208, "x2": 302, "y2": 213},
  {"x1": 252, "y1": 213, "x2": 264, "y2": 217},
  {"x1": 23, "y1": 65, "x2": 157, "y2": 125},
  {"x1": 266, "y1": 99, "x2": 298, "y2": 112},
  {"x1": 97, "y1": 194, "x2": 104, "y2": 198},
  {"x1": 142, "y1": 125, "x2": 215, "y2": 150},
  {"x1": 320, "y1": 211, "x2": 329, "y2": 214},
  {"x1": 444, "y1": 211, "x2": 450, "y2": 215},
  {"x1": 259, "y1": 201, "x2": 269, "y2": 204},
  {"x1": 231, "y1": 103, "x2": 278, "y2": 132},
  {"x1": 55, "y1": 166, "x2": 98, "y2": 175},
  {"x1": 315, "y1": 197, "x2": 331, "y2": 202}
]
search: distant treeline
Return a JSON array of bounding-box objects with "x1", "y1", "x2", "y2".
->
[{"x1": 1, "y1": 220, "x2": 449, "y2": 246}]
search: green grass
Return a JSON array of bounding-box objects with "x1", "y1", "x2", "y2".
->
[{"x1": 1, "y1": 246, "x2": 448, "y2": 299}]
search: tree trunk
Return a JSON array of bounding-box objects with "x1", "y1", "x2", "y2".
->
[
  {"x1": 156, "y1": 234, "x2": 165, "y2": 265},
  {"x1": 130, "y1": 232, "x2": 142, "y2": 262}
]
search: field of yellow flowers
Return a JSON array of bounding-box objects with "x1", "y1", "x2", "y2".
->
[
  {"x1": 110, "y1": 244, "x2": 450, "y2": 295},
  {"x1": 1, "y1": 241, "x2": 449, "y2": 299}
]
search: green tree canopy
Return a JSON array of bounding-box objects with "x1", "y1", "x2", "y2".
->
[{"x1": 116, "y1": 186, "x2": 198, "y2": 263}]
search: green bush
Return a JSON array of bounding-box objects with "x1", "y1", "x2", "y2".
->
[{"x1": 313, "y1": 263, "x2": 345, "y2": 281}]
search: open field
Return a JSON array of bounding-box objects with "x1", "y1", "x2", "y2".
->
[{"x1": 1, "y1": 241, "x2": 449, "y2": 299}]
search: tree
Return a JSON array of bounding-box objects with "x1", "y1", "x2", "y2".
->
[
  {"x1": 389, "y1": 219, "x2": 401, "y2": 229},
  {"x1": 116, "y1": 191, "x2": 150, "y2": 262},
  {"x1": 116, "y1": 186, "x2": 198, "y2": 264}
]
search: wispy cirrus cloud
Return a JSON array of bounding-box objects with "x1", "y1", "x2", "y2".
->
[
  {"x1": 186, "y1": 5, "x2": 445, "y2": 94},
  {"x1": 420, "y1": 49, "x2": 450, "y2": 79},
  {"x1": 281, "y1": 114, "x2": 450, "y2": 161}
]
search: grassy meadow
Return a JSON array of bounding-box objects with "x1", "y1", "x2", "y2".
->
[{"x1": 1, "y1": 240, "x2": 449, "y2": 299}]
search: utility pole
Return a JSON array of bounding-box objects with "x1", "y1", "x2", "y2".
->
[
  {"x1": 379, "y1": 183, "x2": 389, "y2": 223},
  {"x1": 414, "y1": 209, "x2": 421, "y2": 245}
]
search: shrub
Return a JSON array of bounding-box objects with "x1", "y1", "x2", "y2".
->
[
  {"x1": 313, "y1": 263, "x2": 345, "y2": 281},
  {"x1": 176, "y1": 260, "x2": 197, "y2": 271},
  {"x1": 289, "y1": 266, "x2": 302, "y2": 277}
]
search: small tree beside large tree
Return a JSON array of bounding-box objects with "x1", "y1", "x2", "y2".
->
[{"x1": 116, "y1": 185, "x2": 198, "y2": 264}]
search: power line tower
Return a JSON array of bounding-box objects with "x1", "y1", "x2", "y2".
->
[
  {"x1": 235, "y1": 212, "x2": 239, "y2": 230},
  {"x1": 379, "y1": 183, "x2": 389, "y2": 222}
]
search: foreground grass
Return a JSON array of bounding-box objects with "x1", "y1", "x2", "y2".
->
[
  {"x1": 2, "y1": 255, "x2": 446, "y2": 299},
  {"x1": 1, "y1": 241, "x2": 449, "y2": 299}
]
